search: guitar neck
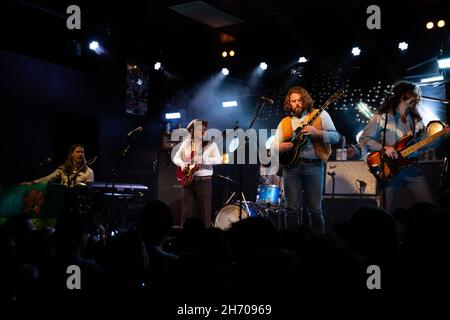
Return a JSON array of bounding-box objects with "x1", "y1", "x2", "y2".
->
[{"x1": 400, "y1": 129, "x2": 446, "y2": 157}]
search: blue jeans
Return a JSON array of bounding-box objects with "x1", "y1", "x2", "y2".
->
[
  {"x1": 282, "y1": 160, "x2": 325, "y2": 234},
  {"x1": 384, "y1": 165, "x2": 434, "y2": 213}
]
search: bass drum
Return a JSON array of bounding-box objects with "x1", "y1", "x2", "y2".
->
[{"x1": 214, "y1": 201, "x2": 260, "y2": 230}]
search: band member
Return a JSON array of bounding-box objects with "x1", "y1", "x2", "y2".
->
[
  {"x1": 358, "y1": 81, "x2": 449, "y2": 213},
  {"x1": 274, "y1": 87, "x2": 339, "y2": 234},
  {"x1": 172, "y1": 119, "x2": 222, "y2": 227},
  {"x1": 22, "y1": 144, "x2": 94, "y2": 187}
]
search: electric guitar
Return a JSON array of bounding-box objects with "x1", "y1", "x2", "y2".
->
[
  {"x1": 176, "y1": 125, "x2": 237, "y2": 187},
  {"x1": 367, "y1": 126, "x2": 448, "y2": 181},
  {"x1": 279, "y1": 89, "x2": 344, "y2": 169}
]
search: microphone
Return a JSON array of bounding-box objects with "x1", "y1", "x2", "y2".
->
[
  {"x1": 127, "y1": 126, "x2": 143, "y2": 137},
  {"x1": 261, "y1": 96, "x2": 274, "y2": 104},
  {"x1": 356, "y1": 179, "x2": 367, "y2": 191}
]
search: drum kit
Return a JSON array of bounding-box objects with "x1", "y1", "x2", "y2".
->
[{"x1": 214, "y1": 175, "x2": 284, "y2": 230}]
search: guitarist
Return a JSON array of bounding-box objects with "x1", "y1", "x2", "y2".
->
[
  {"x1": 273, "y1": 87, "x2": 339, "y2": 234},
  {"x1": 358, "y1": 81, "x2": 447, "y2": 213},
  {"x1": 172, "y1": 119, "x2": 222, "y2": 227}
]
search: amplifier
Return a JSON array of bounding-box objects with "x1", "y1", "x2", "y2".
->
[{"x1": 324, "y1": 160, "x2": 378, "y2": 196}]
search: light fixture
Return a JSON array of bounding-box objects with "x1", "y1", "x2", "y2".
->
[
  {"x1": 229, "y1": 50, "x2": 235, "y2": 57},
  {"x1": 437, "y1": 20, "x2": 446, "y2": 28},
  {"x1": 351, "y1": 47, "x2": 361, "y2": 56},
  {"x1": 259, "y1": 62, "x2": 268, "y2": 70},
  {"x1": 438, "y1": 56, "x2": 450, "y2": 69},
  {"x1": 222, "y1": 51, "x2": 227, "y2": 58},
  {"x1": 398, "y1": 42, "x2": 408, "y2": 51},
  {"x1": 165, "y1": 112, "x2": 181, "y2": 119},
  {"x1": 222, "y1": 101, "x2": 238, "y2": 108},
  {"x1": 426, "y1": 21, "x2": 434, "y2": 29},
  {"x1": 221, "y1": 68, "x2": 229, "y2": 75},
  {"x1": 154, "y1": 62, "x2": 162, "y2": 70},
  {"x1": 298, "y1": 57, "x2": 308, "y2": 63}
]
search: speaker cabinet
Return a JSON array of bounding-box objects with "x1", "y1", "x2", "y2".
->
[
  {"x1": 322, "y1": 196, "x2": 380, "y2": 232},
  {"x1": 324, "y1": 161, "x2": 378, "y2": 196},
  {"x1": 157, "y1": 150, "x2": 183, "y2": 226}
]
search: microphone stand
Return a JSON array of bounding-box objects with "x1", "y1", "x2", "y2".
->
[
  {"x1": 238, "y1": 100, "x2": 268, "y2": 222},
  {"x1": 380, "y1": 111, "x2": 389, "y2": 211}
]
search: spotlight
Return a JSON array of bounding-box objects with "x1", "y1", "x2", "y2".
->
[
  {"x1": 222, "y1": 51, "x2": 227, "y2": 58},
  {"x1": 259, "y1": 62, "x2": 268, "y2": 70},
  {"x1": 351, "y1": 47, "x2": 361, "y2": 56},
  {"x1": 398, "y1": 42, "x2": 408, "y2": 51},
  {"x1": 137, "y1": 78, "x2": 143, "y2": 85},
  {"x1": 154, "y1": 62, "x2": 162, "y2": 70},
  {"x1": 165, "y1": 112, "x2": 181, "y2": 119},
  {"x1": 437, "y1": 20, "x2": 446, "y2": 28},
  {"x1": 222, "y1": 100, "x2": 238, "y2": 108},
  {"x1": 426, "y1": 21, "x2": 434, "y2": 29},
  {"x1": 438, "y1": 56, "x2": 450, "y2": 69},
  {"x1": 229, "y1": 50, "x2": 235, "y2": 57},
  {"x1": 298, "y1": 57, "x2": 308, "y2": 63},
  {"x1": 221, "y1": 68, "x2": 229, "y2": 75},
  {"x1": 89, "y1": 41, "x2": 99, "y2": 51}
]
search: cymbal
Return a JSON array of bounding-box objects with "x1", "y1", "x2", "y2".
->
[{"x1": 214, "y1": 174, "x2": 237, "y2": 184}]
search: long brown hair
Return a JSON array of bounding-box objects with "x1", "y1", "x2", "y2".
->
[
  {"x1": 283, "y1": 86, "x2": 314, "y2": 113},
  {"x1": 63, "y1": 144, "x2": 87, "y2": 173},
  {"x1": 378, "y1": 81, "x2": 422, "y2": 122}
]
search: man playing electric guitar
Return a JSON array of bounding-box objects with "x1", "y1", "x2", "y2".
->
[
  {"x1": 359, "y1": 81, "x2": 449, "y2": 213},
  {"x1": 172, "y1": 119, "x2": 222, "y2": 227},
  {"x1": 273, "y1": 86, "x2": 339, "y2": 234}
]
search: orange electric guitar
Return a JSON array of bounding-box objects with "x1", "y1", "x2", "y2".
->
[{"x1": 367, "y1": 125, "x2": 448, "y2": 181}]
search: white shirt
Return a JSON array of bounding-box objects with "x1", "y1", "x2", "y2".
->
[{"x1": 172, "y1": 138, "x2": 222, "y2": 176}]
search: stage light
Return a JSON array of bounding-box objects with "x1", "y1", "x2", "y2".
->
[
  {"x1": 222, "y1": 68, "x2": 229, "y2": 75},
  {"x1": 298, "y1": 57, "x2": 308, "y2": 63},
  {"x1": 228, "y1": 137, "x2": 240, "y2": 153},
  {"x1": 165, "y1": 112, "x2": 181, "y2": 119},
  {"x1": 420, "y1": 75, "x2": 444, "y2": 83},
  {"x1": 356, "y1": 101, "x2": 374, "y2": 119},
  {"x1": 222, "y1": 100, "x2": 238, "y2": 108},
  {"x1": 438, "y1": 56, "x2": 450, "y2": 69},
  {"x1": 222, "y1": 51, "x2": 227, "y2": 58},
  {"x1": 229, "y1": 50, "x2": 235, "y2": 57},
  {"x1": 89, "y1": 41, "x2": 99, "y2": 51},
  {"x1": 137, "y1": 78, "x2": 143, "y2": 85},
  {"x1": 437, "y1": 20, "x2": 446, "y2": 28},
  {"x1": 426, "y1": 21, "x2": 434, "y2": 29},
  {"x1": 398, "y1": 42, "x2": 408, "y2": 51},
  {"x1": 154, "y1": 62, "x2": 162, "y2": 70},
  {"x1": 259, "y1": 62, "x2": 268, "y2": 70},
  {"x1": 351, "y1": 47, "x2": 361, "y2": 56}
]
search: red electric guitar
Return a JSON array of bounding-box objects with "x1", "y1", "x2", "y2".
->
[
  {"x1": 367, "y1": 125, "x2": 448, "y2": 181},
  {"x1": 176, "y1": 126, "x2": 237, "y2": 187}
]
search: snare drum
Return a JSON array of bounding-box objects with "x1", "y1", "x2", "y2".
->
[
  {"x1": 214, "y1": 201, "x2": 259, "y2": 230},
  {"x1": 256, "y1": 185, "x2": 280, "y2": 207}
]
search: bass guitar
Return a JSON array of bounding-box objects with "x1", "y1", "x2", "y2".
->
[
  {"x1": 367, "y1": 125, "x2": 448, "y2": 181},
  {"x1": 279, "y1": 89, "x2": 344, "y2": 168}
]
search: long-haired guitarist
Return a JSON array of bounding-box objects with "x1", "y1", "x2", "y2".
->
[
  {"x1": 172, "y1": 119, "x2": 222, "y2": 227},
  {"x1": 273, "y1": 87, "x2": 339, "y2": 234},
  {"x1": 358, "y1": 81, "x2": 448, "y2": 213}
]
